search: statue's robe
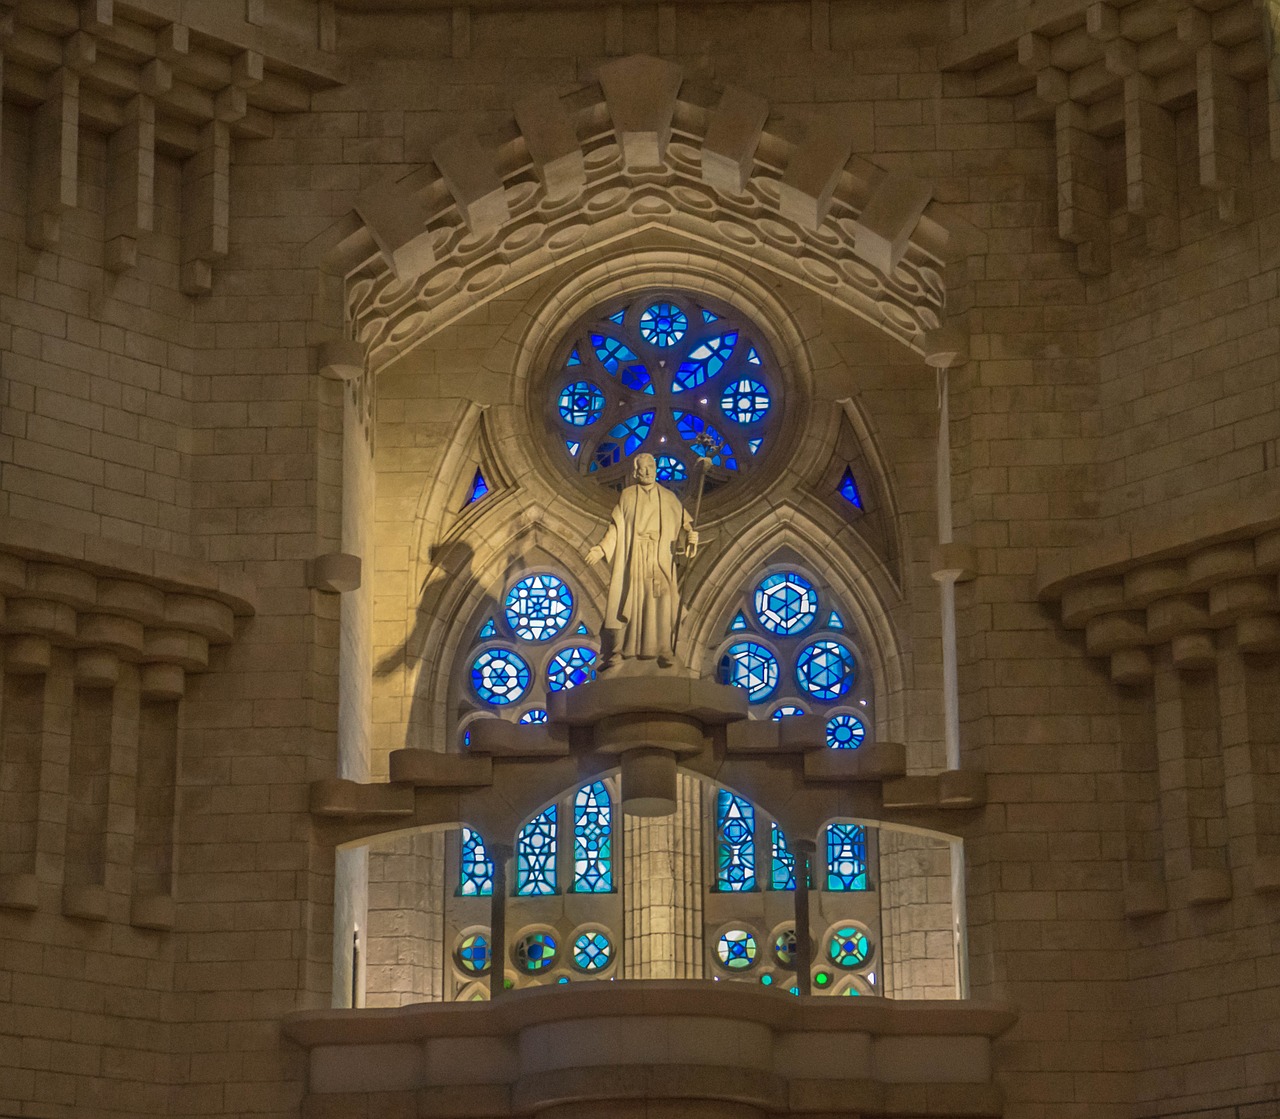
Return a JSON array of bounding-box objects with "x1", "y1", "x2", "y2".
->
[{"x1": 597, "y1": 482, "x2": 692, "y2": 659}]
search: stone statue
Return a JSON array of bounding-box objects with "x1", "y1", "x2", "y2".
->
[{"x1": 586, "y1": 453, "x2": 698, "y2": 670}]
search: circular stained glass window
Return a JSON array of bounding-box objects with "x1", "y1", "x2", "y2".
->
[
  {"x1": 546, "y1": 294, "x2": 779, "y2": 493},
  {"x1": 720, "y1": 641, "x2": 778, "y2": 704},
  {"x1": 771, "y1": 704, "x2": 806, "y2": 720},
  {"x1": 456, "y1": 932, "x2": 491, "y2": 974},
  {"x1": 547, "y1": 646, "x2": 597, "y2": 691},
  {"x1": 471, "y1": 648, "x2": 531, "y2": 706},
  {"x1": 721, "y1": 378, "x2": 770, "y2": 424},
  {"x1": 519, "y1": 708, "x2": 548, "y2": 725},
  {"x1": 796, "y1": 640, "x2": 856, "y2": 701},
  {"x1": 826, "y1": 713, "x2": 866, "y2": 749},
  {"x1": 754, "y1": 572, "x2": 818, "y2": 636},
  {"x1": 573, "y1": 930, "x2": 612, "y2": 972},
  {"x1": 773, "y1": 928, "x2": 797, "y2": 968},
  {"x1": 716, "y1": 928, "x2": 758, "y2": 970},
  {"x1": 505, "y1": 574, "x2": 574, "y2": 642},
  {"x1": 827, "y1": 926, "x2": 871, "y2": 969},
  {"x1": 638, "y1": 301, "x2": 688, "y2": 347},
  {"x1": 558, "y1": 381, "x2": 606, "y2": 426},
  {"x1": 515, "y1": 931, "x2": 557, "y2": 973}
]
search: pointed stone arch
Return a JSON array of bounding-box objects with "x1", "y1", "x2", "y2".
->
[{"x1": 305, "y1": 55, "x2": 984, "y2": 375}]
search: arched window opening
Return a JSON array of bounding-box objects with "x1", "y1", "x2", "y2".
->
[
  {"x1": 573, "y1": 781, "x2": 613, "y2": 893},
  {"x1": 516, "y1": 806, "x2": 557, "y2": 897}
]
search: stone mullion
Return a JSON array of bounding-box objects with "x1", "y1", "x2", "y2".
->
[
  {"x1": 1229, "y1": 647, "x2": 1280, "y2": 891},
  {"x1": 1117, "y1": 682, "x2": 1167, "y2": 917}
]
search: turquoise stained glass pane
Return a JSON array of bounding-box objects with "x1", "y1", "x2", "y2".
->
[
  {"x1": 466, "y1": 468, "x2": 489, "y2": 504},
  {"x1": 839, "y1": 466, "x2": 863, "y2": 509},
  {"x1": 702, "y1": 309, "x2": 719, "y2": 323},
  {"x1": 519, "y1": 708, "x2": 548, "y2": 724},
  {"x1": 607, "y1": 309, "x2": 625, "y2": 325},
  {"x1": 567, "y1": 348, "x2": 581, "y2": 366},
  {"x1": 771, "y1": 822, "x2": 796, "y2": 891},
  {"x1": 575, "y1": 621, "x2": 589, "y2": 635},
  {"x1": 605, "y1": 411, "x2": 653, "y2": 455},
  {"x1": 826, "y1": 824, "x2": 869, "y2": 891},
  {"x1": 828, "y1": 926, "x2": 871, "y2": 968},
  {"x1": 748, "y1": 438, "x2": 763, "y2": 455},
  {"x1": 456, "y1": 932, "x2": 491, "y2": 973},
  {"x1": 477, "y1": 618, "x2": 497, "y2": 639},
  {"x1": 505, "y1": 574, "x2": 574, "y2": 642},
  {"x1": 559, "y1": 381, "x2": 606, "y2": 426},
  {"x1": 573, "y1": 781, "x2": 612, "y2": 892},
  {"x1": 566, "y1": 439, "x2": 580, "y2": 457},
  {"x1": 573, "y1": 930, "x2": 612, "y2": 971},
  {"x1": 720, "y1": 378, "x2": 770, "y2": 423},
  {"x1": 754, "y1": 572, "x2": 818, "y2": 636},
  {"x1": 591, "y1": 332, "x2": 639, "y2": 374},
  {"x1": 771, "y1": 704, "x2": 805, "y2": 720},
  {"x1": 655, "y1": 455, "x2": 686, "y2": 481},
  {"x1": 716, "y1": 789, "x2": 755, "y2": 891},
  {"x1": 471, "y1": 648, "x2": 531, "y2": 705},
  {"x1": 747, "y1": 346, "x2": 761, "y2": 365},
  {"x1": 548, "y1": 646, "x2": 597, "y2": 691},
  {"x1": 638, "y1": 302, "x2": 687, "y2": 347},
  {"x1": 728, "y1": 612, "x2": 749, "y2": 633},
  {"x1": 673, "y1": 332, "x2": 737, "y2": 391},
  {"x1": 516, "y1": 805, "x2": 557, "y2": 896},
  {"x1": 827, "y1": 713, "x2": 866, "y2": 749},
  {"x1": 797, "y1": 639, "x2": 856, "y2": 701},
  {"x1": 716, "y1": 929, "x2": 757, "y2": 970},
  {"x1": 459, "y1": 827, "x2": 493, "y2": 896},
  {"x1": 515, "y1": 931, "x2": 557, "y2": 972},
  {"x1": 720, "y1": 640, "x2": 778, "y2": 704},
  {"x1": 827, "y1": 610, "x2": 845, "y2": 629}
]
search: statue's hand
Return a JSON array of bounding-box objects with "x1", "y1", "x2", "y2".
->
[
  {"x1": 685, "y1": 530, "x2": 699, "y2": 558},
  {"x1": 586, "y1": 545, "x2": 605, "y2": 566}
]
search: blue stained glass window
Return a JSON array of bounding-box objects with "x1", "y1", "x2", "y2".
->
[
  {"x1": 608, "y1": 309, "x2": 625, "y2": 325},
  {"x1": 478, "y1": 618, "x2": 497, "y2": 639},
  {"x1": 754, "y1": 572, "x2": 818, "y2": 636},
  {"x1": 456, "y1": 932, "x2": 491, "y2": 973},
  {"x1": 827, "y1": 610, "x2": 845, "y2": 629},
  {"x1": 620, "y1": 365, "x2": 654, "y2": 393},
  {"x1": 517, "y1": 805, "x2": 557, "y2": 896},
  {"x1": 720, "y1": 378, "x2": 771, "y2": 424},
  {"x1": 605, "y1": 411, "x2": 653, "y2": 456},
  {"x1": 566, "y1": 439, "x2": 580, "y2": 457},
  {"x1": 748, "y1": 438, "x2": 763, "y2": 455},
  {"x1": 826, "y1": 824, "x2": 869, "y2": 891},
  {"x1": 515, "y1": 931, "x2": 557, "y2": 972},
  {"x1": 771, "y1": 822, "x2": 796, "y2": 891},
  {"x1": 839, "y1": 466, "x2": 863, "y2": 509},
  {"x1": 505, "y1": 574, "x2": 574, "y2": 642},
  {"x1": 702, "y1": 309, "x2": 719, "y2": 323},
  {"x1": 655, "y1": 455, "x2": 687, "y2": 481},
  {"x1": 520, "y1": 708, "x2": 548, "y2": 724},
  {"x1": 797, "y1": 640, "x2": 857, "y2": 701},
  {"x1": 548, "y1": 646, "x2": 597, "y2": 691},
  {"x1": 747, "y1": 346, "x2": 761, "y2": 365},
  {"x1": 728, "y1": 612, "x2": 749, "y2": 633},
  {"x1": 828, "y1": 925, "x2": 871, "y2": 967},
  {"x1": 771, "y1": 704, "x2": 805, "y2": 720},
  {"x1": 573, "y1": 929, "x2": 612, "y2": 971},
  {"x1": 573, "y1": 781, "x2": 612, "y2": 892},
  {"x1": 638, "y1": 302, "x2": 688, "y2": 347},
  {"x1": 567, "y1": 348, "x2": 581, "y2": 366},
  {"x1": 720, "y1": 641, "x2": 778, "y2": 704},
  {"x1": 827, "y1": 713, "x2": 866, "y2": 749},
  {"x1": 716, "y1": 928, "x2": 757, "y2": 969},
  {"x1": 673, "y1": 332, "x2": 737, "y2": 391},
  {"x1": 471, "y1": 648, "x2": 531, "y2": 705},
  {"x1": 716, "y1": 789, "x2": 756, "y2": 891},
  {"x1": 467, "y1": 468, "x2": 490, "y2": 504},
  {"x1": 591, "y1": 442, "x2": 620, "y2": 471},
  {"x1": 559, "y1": 381, "x2": 606, "y2": 426},
  {"x1": 591, "y1": 333, "x2": 639, "y2": 374},
  {"x1": 575, "y1": 621, "x2": 589, "y2": 635},
  {"x1": 460, "y1": 828, "x2": 493, "y2": 896},
  {"x1": 673, "y1": 412, "x2": 736, "y2": 469}
]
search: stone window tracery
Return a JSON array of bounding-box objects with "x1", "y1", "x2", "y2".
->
[{"x1": 544, "y1": 292, "x2": 781, "y2": 494}]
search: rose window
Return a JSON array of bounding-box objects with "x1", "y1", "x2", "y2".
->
[{"x1": 546, "y1": 293, "x2": 779, "y2": 492}]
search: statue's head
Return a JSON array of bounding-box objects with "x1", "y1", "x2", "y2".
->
[{"x1": 633, "y1": 453, "x2": 657, "y2": 485}]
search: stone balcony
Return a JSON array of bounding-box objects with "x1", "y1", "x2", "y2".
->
[{"x1": 284, "y1": 982, "x2": 1016, "y2": 1119}]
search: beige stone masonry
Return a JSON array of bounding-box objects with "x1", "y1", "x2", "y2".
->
[
  {"x1": 701, "y1": 84, "x2": 769, "y2": 197},
  {"x1": 597, "y1": 54, "x2": 684, "y2": 168},
  {"x1": 431, "y1": 129, "x2": 511, "y2": 236},
  {"x1": 512, "y1": 87, "x2": 585, "y2": 200}
]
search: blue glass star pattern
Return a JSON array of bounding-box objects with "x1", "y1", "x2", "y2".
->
[
  {"x1": 638, "y1": 302, "x2": 688, "y2": 347},
  {"x1": 796, "y1": 640, "x2": 856, "y2": 701},
  {"x1": 754, "y1": 572, "x2": 818, "y2": 636},
  {"x1": 720, "y1": 641, "x2": 778, "y2": 704},
  {"x1": 559, "y1": 381, "x2": 605, "y2": 426},
  {"x1": 471, "y1": 648, "x2": 531, "y2": 705},
  {"x1": 504, "y1": 574, "x2": 574, "y2": 642},
  {"x1": 716, "y1": 929, "x2": 757, "y2": 970},
  {"x1": 573, "y1": 930, "x2": 612, "y2": 971},
  {"x1": 456, "y1": 932, "x2": 491, "y2": 973},
  {"x1": 828, "y1": 925, "x2": 871, "y2": 968},
  {"x1": 720, "y1": 378, "x2": 770, "y2": 424}
]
